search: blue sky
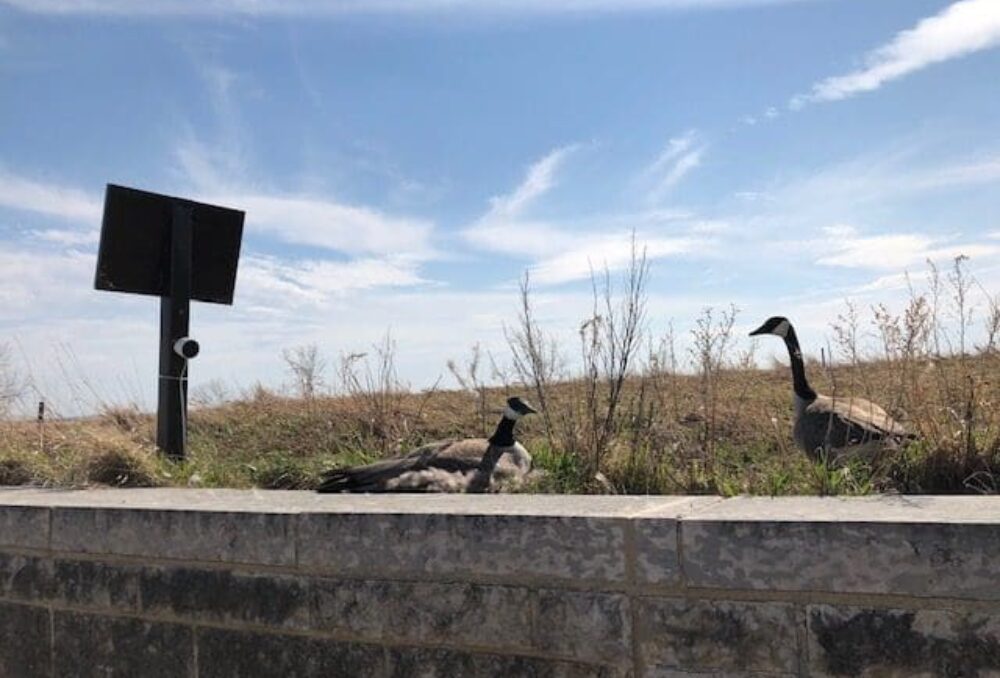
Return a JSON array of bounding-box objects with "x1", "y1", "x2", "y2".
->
[{"x1": 1, "y1": 0, "x2": 999, "y2": 412}]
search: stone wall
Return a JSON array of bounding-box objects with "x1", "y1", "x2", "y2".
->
[{"x1": 0, "y1": 489, "x2": 997, "y2": 677}]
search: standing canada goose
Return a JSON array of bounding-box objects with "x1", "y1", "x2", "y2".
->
[
  {"x1": 316, "y1": 396, "x2": 538, "y2": 493},
  {"x1": 749, "y1": 316, "x2": 914, "y2": 461}
]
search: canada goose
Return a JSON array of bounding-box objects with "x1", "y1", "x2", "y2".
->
[
  {"x1": 749, "y1": 316, "x2": 914, "y2": 461},
  {"x1": 316, "y1": 396, "x2": 538, "y2": 493}
]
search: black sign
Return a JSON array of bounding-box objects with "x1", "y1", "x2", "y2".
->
[{"x1": 95, "y1": 184, "x2": 244, "y2": 305}]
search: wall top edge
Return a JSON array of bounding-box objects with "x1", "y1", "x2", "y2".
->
[{"x1": 0, "y1": 488, "x2": 997, "y2": 524}]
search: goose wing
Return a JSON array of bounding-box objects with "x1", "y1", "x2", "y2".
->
[
  {"x1": 316, "y1": 438, "x2": 489, "y2": 493},
  {"x1": 796, "y1": 395, "x2": 912, "y2": 455},
  {"x1": 811, "y1": 395, "x2": 910, "y2": 437}
]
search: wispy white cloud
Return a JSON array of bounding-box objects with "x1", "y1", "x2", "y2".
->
[
  {"x1": 642, "y1": 131, "x2": 705, "y2": 202},
  {"x1": 531, "y1": 233, "x2": 704, "y2": 285},
  {"x1": 0, "y1": 0, "x2": 818, "y2": 17},
  {"x1": 462, "y1": 146, "x2": 725, "y2": 285},
  {"x1": 913, "y1": 157, "x2": 1000, "y2": 190},
  {"x1": 0, "y1": 159, "x2": 434, "y2": 260},
  {"x1": 814, "y1": 224, "x2": 999, "y2": 270},
  {"x1": 0, "y1": 244, "x2": 100, "y2": 320},
  {"x1": 461, "y1": 219, "x2": 578, "y2": 259},
  {"x1": 30, "y1": 228, "x2": 100, "y2": 246},
  {"x1": 792, "y1": 0, "x2": 1000, "y2": 108},
  {"x1": 464, "y1": 146, "x2": 717, "y2": 284},
  {"x1": 239, "y1": 254, "x2": 428, "y2": 310},
  {"x1": 172, "y1": 137, "x2": 436, "y2": 258},
  {"x1": 740, "y1": 148, "x2": 1000, "y2": 225},
  {"x1": 462, "y1": 145, "x2": 580, "y2": 257},
  {"x1": 0, "y1": 170, "x2": 102, "y2": 222},
  {"x1": 485, "y1": 145, "x2": 578, "y2": 221},
  {"x1": 213, "y1": 191, "x2": 435, "y2": 257}
]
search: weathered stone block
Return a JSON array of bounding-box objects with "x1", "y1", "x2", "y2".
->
[
  {"x1": 534, "y1": 589, "x2": 632, "y2": 665},
  {"x1": 632, "y1": 498, "x2": 722, "y2": 586},
  {"x1": 683, "y1": 519, "x2": 1000, "y2": 600},
  {"x1": 680, "y1": 496, "x2": 1000, "y2": 600},
  {"x1": 635, "y1": 598, "x2": 799, "y2": 675},
  {"x1": 0, "y1": 552, "x2": 53, "y2": 601},
  {"x1": 53, "y1": 610, "x2": 193, "y2": 678},
  {"x1": 634, "y1": 518, "x2": 682, "y2": 586},
  {"x1": 385, "y1": 646, "x2": 624, "y2": 678},
  {"x1": 311, "y1": 578, "x2": 533, "y2": 651},
  {"x1": 197, "y1": 627, "x2": 385, "y2": 678},
  {"x1": 141, "y1": 565, "x2": 308, "y2": 628},
  {"x1": 0, "y1": 506, "x2": 49, "y2": 550},
  {"x1": 298, "y1": 512, "x2": 627, "y2": 583},
  {"x1": 0, "y1": 553, "x2": 140, "y2": 612},
  {"x1": 0, "y1": 601, "x2": 51, "y2": 678},
  {"x1": 808, "y1": 604, "x2": 1000, "y2": 677},
  {"x1": 53, "y1": 558, "x2": 140, "y2": 611},
  {"x1": 51, "y1": 508, "x2": 295, "y2": 566}
]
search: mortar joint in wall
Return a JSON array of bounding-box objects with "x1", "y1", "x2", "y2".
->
[
  {"x1": 48, "y1": 603, "x2": 55, "y2": 678},
  {"x1": 11, "y1": 596, "x2": 624, "y2": 671},
  {"x1": 192, "y1": 623, "x2": 199, "y2": 678},
  {"x1": 47, "y1": 507, "x2": 53, "y2": 554},
  {"x1": 621, "y1": 518, "x2": 645, "y2": 678},
  {"x1": 676, "y1": 519, "x2": 688, "y2": 589}
]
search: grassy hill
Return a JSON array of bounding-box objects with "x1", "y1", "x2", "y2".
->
[
  {"x1": 0, "y1": 350, "x2": 997, "y2": 496},
  {"x1": 2, "y1": 254, "x2": 997, "y2": 495}
]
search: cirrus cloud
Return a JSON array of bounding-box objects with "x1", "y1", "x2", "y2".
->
[{"x1": 792, "y1": 0, "x2": 1000, "y2": 108}]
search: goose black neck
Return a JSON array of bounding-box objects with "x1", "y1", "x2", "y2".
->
[
  {"x1": 468, "y1": 443, "x2": 505, "y2": 493},
  {"x1": 488, "y1": 415, "x2": 517, "y2": 447},
  {"x1": 783, "y1": 326, "x2": 817, "y2": 401}
]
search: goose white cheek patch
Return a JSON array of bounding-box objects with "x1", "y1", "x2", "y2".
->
[
  {"x1": 503, "y1": 406, "x2": 522, "y2": 420},
  {"x1": 774, "y1": 320, "x2": 790, "y2": 337}
]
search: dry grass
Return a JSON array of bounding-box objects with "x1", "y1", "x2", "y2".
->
[
  {"x1": 1, "y1": 255, "x2": 997, "y2": 495},
  {"x1": 0, "y1": 351, "x2": 996, "y2": 495}
]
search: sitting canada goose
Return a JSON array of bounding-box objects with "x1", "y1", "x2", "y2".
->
[
  {"x1": 749, "y1": 316, "x2": 914, "y2": 461},
  {"x1": 316, "y1": 396, "x2": 538, "y2": 493}
]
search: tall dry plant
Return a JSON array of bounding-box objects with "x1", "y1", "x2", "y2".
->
[
  {"x1": 688, "y1": 304, "x2": 739, "y2": 463},
  {"x1": 830, "y1": 299, "x2": 872, "y2": 402},
  {"x1": 505, "y1": 237, "x2": 649, "y2": 480},
  {"x1": 647, "y1": 321, "x2": 681, "y2": 422},
  {"x1": 504, "y1": 271, "x2": 561, "y2": 450},
  {"x1": 980, "y1": 292, "x2": 1000, "y2": 354},
  {"x1": 0, "y1": 342, "x2": 23, "y2": 419},
  {"x1": 576, "y1": 240, "x2": 649, "y2": 475},
  {"x1": 338, "y1": 332, "x2": 413, "y2": 454},
  {"x1": 948, "y1": 255, "x2": 974, "y2": 358},
  {"x1": 283, "y1": 344, "x2": 326, "y2": 400},
  {"x1": 447, "y1": 343, "x2": 491, "y2": 435}
]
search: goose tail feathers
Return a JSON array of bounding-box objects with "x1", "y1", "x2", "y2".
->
[{"x1": 316, "y1": 458, "x2": 419, "y2": 494}]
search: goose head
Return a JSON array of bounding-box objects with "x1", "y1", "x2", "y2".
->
[
  {"x1": 504, "y1": 396, "x2": 538, "y2": 420},
  {"x1": 749, "y1": 316, "x2": 792, "y2": 339}
]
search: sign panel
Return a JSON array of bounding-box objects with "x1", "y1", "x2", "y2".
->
[{"x1": 94, "y1": 184, "x2": 245, "y2": 305}]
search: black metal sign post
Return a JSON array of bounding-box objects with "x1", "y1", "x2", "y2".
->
[
  {"x1": 157, "y1": 204, "x2": 194, "y2": 459},
  {"x1": 95, "y1": 185, "x2": 244, "y2": 461}
]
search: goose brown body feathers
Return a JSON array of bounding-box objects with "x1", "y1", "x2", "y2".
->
[
  {"x1": 316, "y1": 397, "x2": 536, "y2": 493},
  {"x1": 794, "y1": 394, "x2": 912, "y2": 460}
]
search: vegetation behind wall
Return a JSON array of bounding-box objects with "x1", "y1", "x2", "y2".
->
[{"x1": 1, "y1": 253, "x2": 998, "y2": 495}]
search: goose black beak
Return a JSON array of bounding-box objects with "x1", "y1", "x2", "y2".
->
[{"x1": 749, "y1": 323, "x2": 768, "y2": 337}]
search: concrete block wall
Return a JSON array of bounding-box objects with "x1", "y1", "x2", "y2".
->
[{"x1": 0, "y1": 489, "x2": 997, "y2": 677}]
